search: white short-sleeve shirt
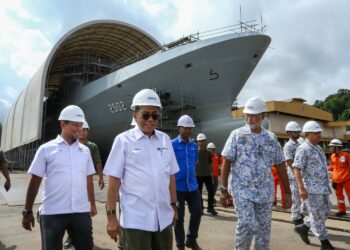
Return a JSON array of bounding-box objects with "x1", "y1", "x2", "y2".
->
[
  {"x1": 104, "y1": 126, "x2": 179, "y2": 231},
  {"x1": 28, "y1": 135, "x2": 95, "y2": 215}
]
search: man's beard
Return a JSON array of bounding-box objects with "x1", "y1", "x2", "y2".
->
[{"x1": 246, "y1": 122, "x2": 260, "y2": 130}]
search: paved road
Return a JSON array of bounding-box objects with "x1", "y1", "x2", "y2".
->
[{"x1": 0, "y1": 174, "x2": 349, "y2": 250}]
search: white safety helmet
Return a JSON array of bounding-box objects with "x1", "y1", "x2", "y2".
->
[
  {"x1": 82, "y1": 121, "x2": 89, "y2": 129},
  {"x1": 329, "y1": 139, "x2": 342, "y2": 147},
  {"x1": 285, "y1": 121, "x2": 301, "y2": 132},
  {"x1": 297, "y1": 137, "x2": 305, "y2": 144},
  {"x1": 207, "y1": 142, "x2": 216, "y2": 149},
  {"x1": 177, "y1": 115, "x2": 195, "y2": 128},
  {"x1": 197, "y1": 133, "x2": 207, "y2": 141},
  {"x1": 131, "y1": 89, "x2": 162, "y2": 110},
  {"x1": 243, "y1": 97, "x2": 267, "y2": 114},
  {"x1": 58, "y1": 105, "x2": 85, "y2": 123},
  {"x1": 302, "y1": 121, "x2": 323, "y2": 133}
]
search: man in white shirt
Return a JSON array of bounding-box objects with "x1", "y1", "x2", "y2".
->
[
  {"x1": 104, "y1": 89, "x2": 179, "y2": 250},
  {"x1": 22, "y1": 105, "x2": 96, "y2": 250}
]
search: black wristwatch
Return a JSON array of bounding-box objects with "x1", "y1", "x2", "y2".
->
[
  {"x1": 22, "y1": 209, "x2": 33, "y2": 217},
  {"x1": 220, "y1": 187, "x2": 228, "y2": 193},
  {"x1": 170, "y1": 202, "x2": 179, "y2": 209}
]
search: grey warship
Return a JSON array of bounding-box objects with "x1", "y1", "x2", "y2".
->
[{"x1": 1, "y1": 20, "x2": 270, "y2": 165}]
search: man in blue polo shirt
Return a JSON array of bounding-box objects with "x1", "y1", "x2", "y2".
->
[{"x1": 172, "y1": 115, "x2": 202, "y2": 250}]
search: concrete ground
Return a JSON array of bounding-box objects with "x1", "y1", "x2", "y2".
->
[{"x1": 0, "y1": 173, "x2": 349, "y2": 250}]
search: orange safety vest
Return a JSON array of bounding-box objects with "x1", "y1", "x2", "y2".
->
[
  {"x1": 329, "y1": 151, "x2": 350, "y2": 183},
  {"x1": 212, "y1": 153, "x2": 220, "y2": 177}
]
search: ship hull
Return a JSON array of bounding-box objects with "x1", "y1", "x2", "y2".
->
[{"x1": 68, "y1": 31, "x2": 271, "y2": 159}]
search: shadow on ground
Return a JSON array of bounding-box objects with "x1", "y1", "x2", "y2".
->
[{"x1": 0, "y1": 241, "x2": 16, "y2": 250}]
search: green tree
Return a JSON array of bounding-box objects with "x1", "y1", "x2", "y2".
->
[{"x1": 313, "y1": 89, "x2": 350, "y2": 121}]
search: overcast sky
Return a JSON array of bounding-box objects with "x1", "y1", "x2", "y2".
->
[{"x1": 1, "y1": 0, "x2": 349, "y2": 122}]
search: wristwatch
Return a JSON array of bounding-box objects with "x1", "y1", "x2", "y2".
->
[
  {"x1": 220, "y1": 187, "x2": 228, "y2": 193},
  {"x1": 106, "y1": 209, "x2": 116, "y2": 216},
  {"x1": 22, "y1": 209, "x2": 33, "y2": 217},
  {"x1": 170, "y1": 202, "x2": 179, "y2": 209}
]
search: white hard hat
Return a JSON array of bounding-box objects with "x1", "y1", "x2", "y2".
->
[
  {"x1": 285, "y1": 121, "x2": 301, "y2": 132},
  {"x1": 207, "y1": 142, "x2": 216, "y2": 149},
  {"x1": 243, "y1": 97, "x2": 267, "y2": 114},
  {"x1": 131, "y1": 89, "x2": 162, "y2": 110},
  {"x1": 197, "y1": 133, "x2": 207, "y2": 141},
  {"x1": 177, "y1": 115, "x2": 195, "y2": 127},
  {"x1": 302, "y1": 121, "x2": 323, "y2": 133},
  {"x1": 58, "y1": 105, "x2": 85, "y2": 123},
  {"x1": 329, "y1": 139, "x2": 342, "y2": 147},
  {"x1": 297, "y1": 137, "x2": 305, "y2": 144},
  {"x1": 82, "y1": 121, "x2": 89, "y2": 129}
]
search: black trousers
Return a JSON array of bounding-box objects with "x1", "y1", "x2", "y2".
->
[
  {"x1": 40, "y1": 213, "x2": 93, "y2": 250},
  {"x1": 196, "y1": 176, "x2": 215, "y2": 210}
]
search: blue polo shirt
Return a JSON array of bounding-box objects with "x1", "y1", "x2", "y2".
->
[{"x1": 172, "y1": 136, "x2": 199, "y2": 192}]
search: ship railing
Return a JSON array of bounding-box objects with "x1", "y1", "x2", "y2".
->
[{"x1": 110, "y1": 20, "x2": 265, "y2": 72}]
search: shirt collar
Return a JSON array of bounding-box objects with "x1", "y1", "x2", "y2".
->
[
  {"x1": 176, "y1": 135, "x2": 194, "y2": 144},
  {"x1": 288, "y1": 138, "x2": 298, "y2": 145},
  {"x1": 133, "y1": 125, "x2": 158, "y2": 140},
  {"x1": 56, "y1": 135, "x2": 81, "y2": 147}
]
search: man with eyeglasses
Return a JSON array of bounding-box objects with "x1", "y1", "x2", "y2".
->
[
  {"x1": 104, "y1": 89, "x2": 179, "y2": 250},
  {"x1": 220, "y1": 97, "x2": 292, "y2": 250},
  {"x1": 284, "y1": 121, "x2": 307, "y2": 228},
  {"x1": 172, "y1": 115, "x2": 203, "y2": 250},
  {"x1": 22, "y1": 105, "x2": 96, "y2": 250}
]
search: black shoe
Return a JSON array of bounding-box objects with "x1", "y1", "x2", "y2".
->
[
  {"x1": 185, "y1": 240, "x2": 202, "y2": 250},
  {"x1": 293, "y1": 218, "x2": 304, "y2": 226},
  {"x1": 177, "y1": 246, "x2": 185, "y2": 250},
  {"x1": 295, "y1": 224, "x2": 310, "y2": 245},
  {"x1": 207, "y1": 208, "x2": 218, "y2": 216},
  {"x1": 335, "y1": 211, "x2": 346, "y2": 217},
  {"x1": 320, "y1": 239, "x2": 334, "y2": 250}
]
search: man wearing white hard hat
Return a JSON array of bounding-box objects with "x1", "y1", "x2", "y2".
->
[
  {"x1": 220, "y1": 97, "x2": 292, "y2": 250},
  {"x1": 196, "y1": 133, "x2": 217, "y2": 216},
  {"x1": 283, "y1": 121, "x2": 307, "y2": 227},
  {"x1": 63, "y1": 120, "x2": 106, "y2": 248},
  {"x1": 22, "y1": 105, "x2": 96, "y2": 250},
  {"x1": 293, "y1": 121, "x2": 334, "y2": 249},
  {"x1": 104, "y1": 89, "x2": 179, "y2": 249},
  {"x1": 172, "y1": 114, "x2": 203, "y2": 250},
  {"x1": 327, "y1": 139, "x2": 350, "y2": 217}
]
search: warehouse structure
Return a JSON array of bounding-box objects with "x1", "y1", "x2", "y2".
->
[{"x1": 0, "y1": 20, "x2": 160, "y2": 169}]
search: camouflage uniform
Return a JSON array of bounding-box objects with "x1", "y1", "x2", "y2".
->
[
  {"x1": 283, "y1": 139, "x2": 307, "y2": 221},
  {"x1": 293, "y1": 140, "x2": 331, "y2": 240},
  {"x1": 222, "y1": 125, "x2": 284, "y2": 250}
]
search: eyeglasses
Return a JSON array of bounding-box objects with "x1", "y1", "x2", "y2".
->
[{"x1": 139, "y1": 112, "x2": 161, "y2": 121}]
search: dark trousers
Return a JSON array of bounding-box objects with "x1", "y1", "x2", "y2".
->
[
  {"x1": 121, "y1": 225, "x2": 173, "y2": 250},
  {"x1": 40, "y1": 213, "x2": 93, "y2": 250},
  {"x1": 196, "y1": 176, "x2": 215, "y2": 210},
  {"x1": 174, "y1": 190, "x2": 202, "y2": 247}
]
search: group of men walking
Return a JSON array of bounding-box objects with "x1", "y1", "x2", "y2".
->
[{"x1": 17, "y1": 89, "x2": 350, "y2": 250}]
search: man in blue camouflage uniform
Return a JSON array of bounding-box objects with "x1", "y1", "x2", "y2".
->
[
  {"x1": 293, "y1": 121, "x2": 334, "y2": 250},
  {"x1": 283, "y1": 121, "x2": 307, "y2": 227},
  {"x1": 220, "y1": 97, "x2": 292, "y2": 250}
]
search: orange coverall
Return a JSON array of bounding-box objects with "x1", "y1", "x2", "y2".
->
[
  {"x1": 328, "y1": 151, "x2": 350, "y2": 213},
  {"x1": 271, "y1": 166, "x2": 285, "y2": 207}
]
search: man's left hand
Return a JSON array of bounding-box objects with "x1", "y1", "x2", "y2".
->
[
  {"x1": 283, "y1": 193, "x2": 292, "y2": 209},
  {"x1": 172, "y1": 206, "x2": 178, "y2": 225}
]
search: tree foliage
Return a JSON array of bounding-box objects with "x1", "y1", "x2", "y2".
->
[{"x1": 313, "y1": 89, "x2": 350, "y2": 121}]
